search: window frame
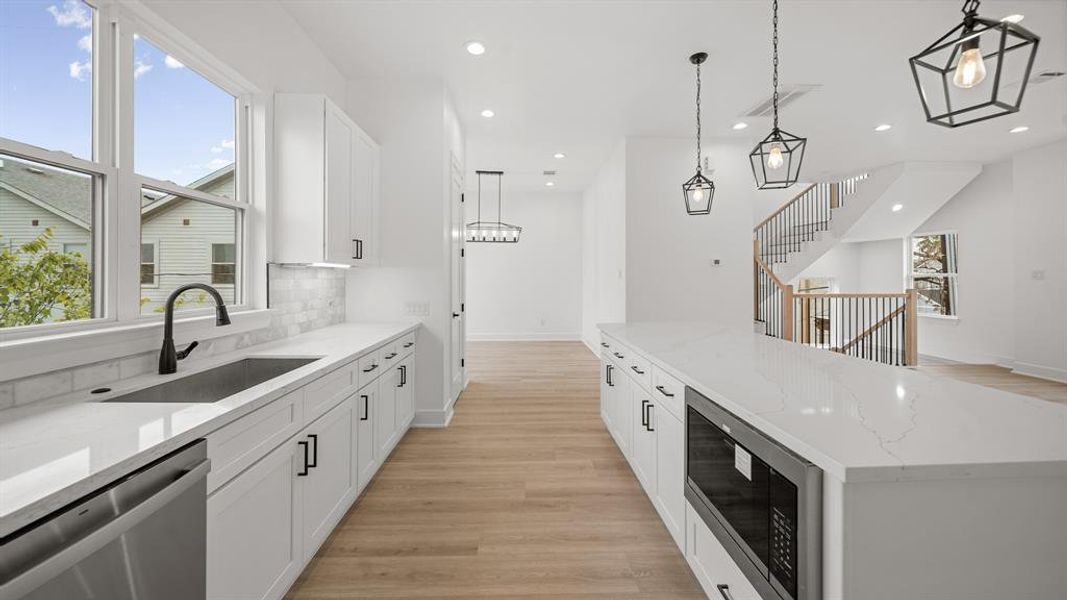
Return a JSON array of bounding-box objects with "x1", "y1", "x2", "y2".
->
[
  {"x1": 210, "y1": 242, "x2": 237, "y2": 286},
  {"x1": 0, "y1": 0, "x2": 266, "y2": 351},
  {"x1": 908, "y1": 230, "x2": 960, "y2": 319},
  {"x1": 139, "y1": 240, "x2": 158, "y2": 287}
]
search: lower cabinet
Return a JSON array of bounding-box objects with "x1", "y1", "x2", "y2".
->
[
  {"x1": 206, "y1": 434, "x2": 302, "y2": 600},
  {"x1": 395, "y1": 357, "x2": 414, "y2": 428},
  {"x1": 376, "y1": 365, "x2": 400, "y2": 455},
  {"x1": 655, "y1": 405, "x2": 686, "y2": 551},
  {"x1": 630, "y1": 384, "x2": 657, "y2": 495},
  {"x1": 300, "y1": 398, "x2": 356, "y2": 559},
  {"x1": 600, "y1": 361, "x2": 614, "y2": 427},
  {"x1": 355, "y1": 382, "x2": 379, "y2": 491},
  {"x1": 686, "y1": 503, "x2": 761, "y2": 600}
]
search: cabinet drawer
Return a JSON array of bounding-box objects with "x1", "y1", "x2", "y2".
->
[
  {"x1": 651, "y1": 366, "x2": 685, "y2": 421},
  {"x1": 598, "y1": 335, "x2": 615, "y2": 353},
  {"x1": 398, "y1": 332, "x2": 416, "y2": 357},
  {"x1": 607, "y1": 342, "x2": 630, "y2": 369},
  {"x1": 686, "y1": 504, "x2": 762, "y2": 600},
  {"x1": 380, "y1": 341, "x2": 400, "y2": 367},
  {"x1": 626, "y1": 352, "x2": 652, "y2": 392},
  {"x1": 304, "y1": 363, "x2": 356, "y2": 422},
  {"x1": 207, "y1": 389, "x2": 304, "y2": 492},
  {"x1": 357, "y1": 350, "x2": 383, "y2": 387}
]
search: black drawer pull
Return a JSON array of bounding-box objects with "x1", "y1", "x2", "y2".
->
[
  {"x1": 363, "y1": 363, "x2": 378, "y2": 373},
  {"x1": 307, "y1": 434, "x2": 318, "y2": 468},
  {"x1": 655, "y1": 385, "x2": 675, "y2": 397},
  {"x1": 631, "y1": 365, "x2": 645, "y2": 375},
  {"x1": 360, "y1": 394, "x2": 369, "y2": 421},
  {"x1": 297, "y1": 440, "x2": 310, "y2": 476},
  {"x1": 600, "y1": 342, "x2": 609, "y2": 348},
  {"x1": 716, "y1": 584, "x2": 734, "y2": 600},
  {"x1": 645, "y1": 404, "x2": 654, "y2": 432},
  {"x1": 385, "y1": 352, "x2": 398, "y2": 360},
  {"x1": 613, "y1": 352, "x2": 625, "y2": 359},
  {"x1": 606, "y1": 364, "x2": 614, "y2": 387},
  {"x1": 641, "y1": 400, "x2": 649, "y2": 427},
  {"x1": 403, "y1": 342, "x2": 414, "y2": 348}
]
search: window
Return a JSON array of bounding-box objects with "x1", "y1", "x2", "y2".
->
[
  {"x1": 0, "y1": 0, "x2": 93, "y2": 159},
  {"x1": 909, "y1": 233, "x2": 959, "y2": 317},
  {"x1": 211, "y1": 243, "x2": 236, "y2": 285},
  {"x1": 0, "y1": 3, "x2": 253, "y2": 337},
  {"x1": 140, "y1": 243, "x2": 157, "y2": 286}
]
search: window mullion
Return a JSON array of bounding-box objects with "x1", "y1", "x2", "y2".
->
[{"x1": 113, "y1": 11, "x2": 140, "y2": 322}]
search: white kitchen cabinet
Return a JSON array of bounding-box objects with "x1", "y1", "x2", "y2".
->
[
  {"x1": 274, "y1": 93, "x2": 380, "y2": 266},
  {"x1": 630, "y1": 384, "x2": 657, "y2": 496},
  {"x1": 395, "y1": 358, "x2": 415, "y2": 428},
  {"x1": 377, "y1": 363, "x2": 400, "y2": 455},
  {"x1": 300, "y1": 397, "x2": 356, "y2": 560},
  {"x1": 207, "y1": 438, "x2": 302, "y2": 600},
  {"x1": 355, "y1": 382, "x2": 379, "y2": 491},
  {"x1": 600, "y1": 360, "x2": 614, "y2": 427},
  {"x1": 686, "y1": 503, "x2": 762, "y2": 600},
  {"x1": 655, "y1": 408, "x2": 686, "y2": 551},
  {"x1": 611, "y1": 364, "x2": 632, "y2": 457}
]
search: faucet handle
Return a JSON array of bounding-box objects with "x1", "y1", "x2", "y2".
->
[{"x1": 176, "y1": 340, "x2": 199, "y2": 360}]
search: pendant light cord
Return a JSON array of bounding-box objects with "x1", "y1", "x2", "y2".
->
[
  {"x1": 961, "y1": 0, "x2": 979, "y2": 16},
  {"x1": 497, "y1": 173, "x2": 502, "y2": 226},
  {"x1": 477, "y1": 172, "x2": 482, "y2": 223},
  {"x1": 772, "y1": 0, "x2": 780, "y2": 132},
  {"x1": 695, "y1": 59, "x2": 702, "y2": 172}
]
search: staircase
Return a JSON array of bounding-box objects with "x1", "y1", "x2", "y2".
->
[{"x1": 753, "y1": 173, "x2": 918, "y2": 366}]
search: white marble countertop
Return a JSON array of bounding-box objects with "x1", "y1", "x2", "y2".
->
[
  {"x1": 0, "y1": 321, "x2": 418, "y2": 538},
  {"x1": 600, "y1": 322, "x2": 1067, "y2": 483}
]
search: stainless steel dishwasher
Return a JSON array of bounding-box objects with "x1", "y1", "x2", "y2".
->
[{"x1": 0, "y1": 440, "x2": 210, "y2": 600}]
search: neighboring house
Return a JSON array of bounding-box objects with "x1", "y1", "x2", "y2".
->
[{"x1": 0, "y1": 156, "x2": 236, "y2": 316}]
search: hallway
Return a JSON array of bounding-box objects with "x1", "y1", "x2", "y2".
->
[{"x1": 286, "y1": 341, "x2": 702, "y2": 598}]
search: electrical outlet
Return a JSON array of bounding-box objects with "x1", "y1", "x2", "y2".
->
[
  {"x1": 403, "y1": 301, "x2": 430, "y2": 316},
  {"x1": 710, "y1": 258, "x2": 722, "y2": 267},
  {"x1": 1031, "y1": 270, "x2": 1046, "y2": 281}
]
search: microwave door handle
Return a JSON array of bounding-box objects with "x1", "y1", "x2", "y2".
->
[
  {"x1": 1, "y1": 458, "x2": 211, "y2": 600},
  {"x1": 716, "y1": 584, "x2": 735, "y2": 600}
]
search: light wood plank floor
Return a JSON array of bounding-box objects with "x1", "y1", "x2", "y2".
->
[
  {"x1": 918, "y1": 364, "x2": 1067, "y2": 406},
  {"x1": 286, "y1": 341, "x2": 703, "y2": 599}
]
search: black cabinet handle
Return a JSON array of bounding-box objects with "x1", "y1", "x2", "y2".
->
[
  {"x1": 360, "y1": 394, "x2": 369, "y2": 421},
  {"x1": 655, "y1": 385, "x2": 675, "y2": 398},
  {"x1": 452, "y1": 312, "x2": 460, "y2": 318},
  {"x1": 646, "y1": 404, "x2": 655, "y2": 432},
  {"x1": 600, "y1": 342, "x2": 609, "y2": 348},
  {"x1": 401, "y1": 365, "x2": 407, "y2": 386},
  {"x1": 716, "y1": 584, "x2": 734, "y2": 600},
  {"x1": 403, "y1": 342, "x2": 414, "y2": 348},
  {"x1": 631, "y1": 365, "x2": 645, "y2": 375},
  {"x1": 352, "y1": 238, "x2": 363, "y2": 260},
  {"x1": 297, "y1": 440, "x2": 310, "y2": 476},
  {"x1": 613, "y1": 352, "x2": 625, "y2": 359},
  {"x1": 307, "y1": 434, "x2": 318, "y2": 468},
  {"x1": 641, "y1": 400, "x2": 649, "y2": 427},
  {"x1": 606, "y1": 364, "x2": 614, "y2": 387},
  {"x1": 363, "y1": 363, "x2": 378, "y2": 373},
  {"x1": 385, "y1": 352, "x2": 397, "y2": 360}
]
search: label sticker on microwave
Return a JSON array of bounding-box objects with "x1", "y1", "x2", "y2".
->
[{"x1": 734, "y1": 445, "x2": 752, "y2": 481}]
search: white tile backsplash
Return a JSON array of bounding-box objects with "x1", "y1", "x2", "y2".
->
[{"x1": 1, "y1": 265, "x2": 346, "y2": 410}]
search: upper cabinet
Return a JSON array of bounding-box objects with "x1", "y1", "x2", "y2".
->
[{"x1": 274, "y1": 94, "x2": 380, "y2": 266}]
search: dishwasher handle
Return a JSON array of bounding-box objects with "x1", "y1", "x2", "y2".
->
[{"x1": 1, "y1": 458, "x2": 211, "y2": 600}]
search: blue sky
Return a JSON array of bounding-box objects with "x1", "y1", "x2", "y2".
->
[{"x1": 0, "y1": 0, "x2": 234, "y2": 189}]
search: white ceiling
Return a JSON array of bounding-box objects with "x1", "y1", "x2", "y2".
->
[{"x1": 282, "y1": 0, "x2": 1067, "y2": 193}]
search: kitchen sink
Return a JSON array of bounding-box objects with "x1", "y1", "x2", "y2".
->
[{"x1": 102, "y1": 357, "x2": 320, "y2": 404}]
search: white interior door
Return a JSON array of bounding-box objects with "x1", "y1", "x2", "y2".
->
[{"x1": 449, "y1": 156, "x2": 466, "y2": 399}]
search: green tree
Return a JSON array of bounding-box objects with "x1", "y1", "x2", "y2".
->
[{"x1": 0, "y1": 229, "x2": 92, "y2": 327}]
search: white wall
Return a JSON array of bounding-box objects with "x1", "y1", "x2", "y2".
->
[
  {"x1": 345, "y1": 79, "x2": 461, "y2": 426},
  {"x1": 581, "y1": 141, "x2": 627, "y2": 349},
  {"x1": 465, "y1": 191, "x2": 582, "y2": 340},
  {"x1": 623, "y1": 137, "x2": 754, "y2": 327},
  {"x1": 1011, "y1": 140, "x2": 1067, "y2": 381}
]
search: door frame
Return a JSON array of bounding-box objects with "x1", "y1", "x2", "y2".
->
[{"x1": 449, "y1": 153, "x2": 467, "y2": 399}]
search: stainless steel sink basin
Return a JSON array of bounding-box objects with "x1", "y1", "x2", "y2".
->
[{"x1": 103, "y1": 357, "x2": 320, "y2": 403}]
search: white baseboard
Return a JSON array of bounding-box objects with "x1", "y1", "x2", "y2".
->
[
  {"x1": 1010, "y1": 361, "x2": 1067, "y2": 384},
  {"x1": 581, "y1": 337, "x2": 599, "y2": 356},
  {"x1": 412, "y1": 406, "x2": 454, "y2": 428},
  {"x1": 467, "y1": 332, "x2": 581, "y2": 342}
]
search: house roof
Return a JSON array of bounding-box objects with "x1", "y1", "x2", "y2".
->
[
  {"x1": 0, "y1": 155, "x2": 234, "y2": 226},
  {"x1": 0, "y1": 155, "x2": 92, "y2": 227}
]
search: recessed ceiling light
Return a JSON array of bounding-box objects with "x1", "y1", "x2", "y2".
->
[
  {"x1": 891, "y1": 203, "x2": 903, "y2": 212},
  {"x1": 874, "y1": 124, "x2": 893, "y2": 132},
  {"x1": 1001, "y1": 14, "x2": 1024, "y2": 24},
  {"x1": 553, "y1": 152, "x2": 565, "y2": 159},
  {"x1": 465, "y1": 41, "x2": 486, "y2": 55},
  {"x1": 1009, "y1": 125, "x2": 1029, "y2": 133},
  {"x1": 545, "y1": 181, "x2": 555, "y2": 187},
  {"x1": 480, "y1": 109, "x2": 495, "y2": 118},
  {"x1": 732, "y1": 122, "x2": 748, "y2": 130}
]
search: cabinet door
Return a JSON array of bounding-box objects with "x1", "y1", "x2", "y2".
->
[
  {"x1": 324, "y1": 106, "x2": 353, "y2": 264},
  {"x1": 600, "y1": 361, "x2": 614, "y2": 428},
  {"x1": 655, "y1": 409, "x2": 685, "y2": 551},
  {"x1": 300, "y1": 397, "x2": 356, "y2": 559},
  {"x1": 612, "y1": 372, "x2": 632, "y2": 457},
  {"x1": 630, "y1": 386, "x2": 657, "y2": 495},
  {"x1": 350, "y1": 131, "x2": 377, "y2": 265},
  {"x1": 377, "y1": 364, "x2": 399, "y2": 455},
  {"x1": 355, "y1": 384, "x2": 378, "y2": 491},
  {"x1": 207, "y1": 439, "x2": 301, "y2": 600},
  {"x1": 394, "y1": 359, "x2": 414, "y2": 429}
]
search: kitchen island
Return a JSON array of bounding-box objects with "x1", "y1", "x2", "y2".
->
[{"x1": 598, "y1": 322, "x2": 1067, "y2": 600}]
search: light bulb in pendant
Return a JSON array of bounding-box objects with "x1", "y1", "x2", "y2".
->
[
  {"x1": 692, "y1": 188, "x2": 705, "y2": 202},
  {"x1": 767, "y1": 144, "x2": 785, "y2": 170},
  {"x1": 953, "y1": 42, "x2": 987, "y2": 89}
]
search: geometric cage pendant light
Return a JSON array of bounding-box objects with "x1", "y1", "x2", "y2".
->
[
  {"x1": 682, "y1": 52, "x2": 715, "y2": 215},
  {"x1": 465, "y1": 170, "x2": 522, "y2": 243},
  {"x1": 749, "y1": 0, "x2": 806, "y2": 190},
  {"x1": 909, "y1": 0, "x2": 1040, "y2": 128}
]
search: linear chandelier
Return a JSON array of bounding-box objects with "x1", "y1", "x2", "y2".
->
[{"x1": 465, "y1": 170, "x2": 522, "y2": 243}]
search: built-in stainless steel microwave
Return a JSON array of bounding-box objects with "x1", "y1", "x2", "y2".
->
[{"x1": 685, "y1": 387, "x2": 822, "y2": 600}]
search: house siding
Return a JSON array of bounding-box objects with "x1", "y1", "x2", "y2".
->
[{"x1": 0, "y1": 188, "x2": 91, "y2": 255}]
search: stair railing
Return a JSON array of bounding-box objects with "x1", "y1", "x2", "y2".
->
[{"x1": 754, "y1": 244, "x2": 793, "y2": 341}]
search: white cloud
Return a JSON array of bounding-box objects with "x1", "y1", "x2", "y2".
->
[
  {"x1": 210, "y1": 139, "x2": 235, "y2": 154},
  {"x1": 77, "y1": 34, "x2": 92, "y2": 53},
  {"x1": 69, "y1": 60, "x2": 91, "y2": 81},
  {"x1": 164, "y1": 55, "x2": 184, "y2": 69},
  {"x1": 221, "y1": 139, "x2": 235, "y2": 150},
  {"x1": 206, "y1": 158, "x2": 232, "y2": 171},
  {"x1": 134, "y1": 60, "x2": 153, "y2": 79},
  {"x1": 47, "y1": 0, "x2": 92, "y2": 29}
]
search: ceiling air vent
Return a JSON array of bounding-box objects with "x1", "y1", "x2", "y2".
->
[
  {"x1": 542, "y1": 170, "x2": 556, "y2": 176},
  {"x1": 1028, "y1": 70, "x2": 1065, "y2": 86},
  {"x1": 742, "y1": 84, "x2": 822, "y2": 118}
]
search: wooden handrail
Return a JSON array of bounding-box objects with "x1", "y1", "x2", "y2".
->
[
  {"x1": 753, "y1": 242, "x2": 787, "y2": 290},
  {"x1": 794, "y1": 292, "x2": 908, "y2": 299},
  {"x1": 754, "y1": 183, "x2": 817, "y2": 231},
  {"x1": 833, "y1": 304, "x2": 906, "y2": 354}
]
